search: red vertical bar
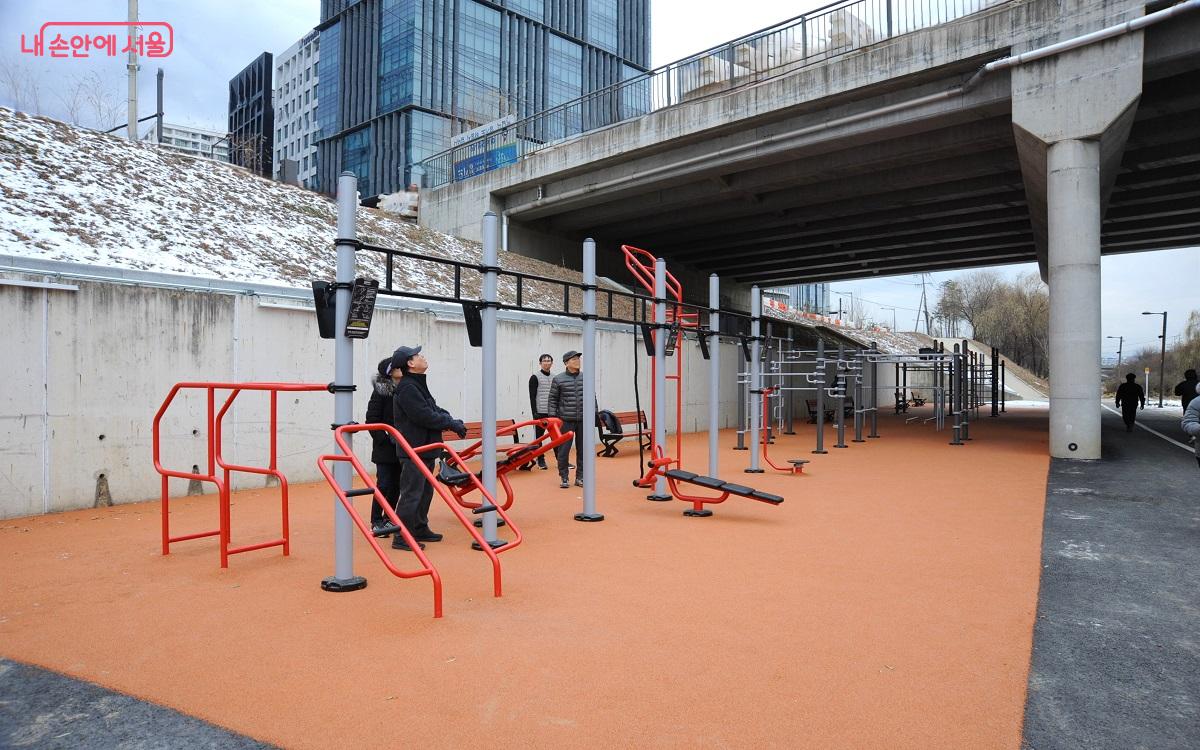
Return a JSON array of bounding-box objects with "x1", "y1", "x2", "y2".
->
[{"x1": 161, "y1": 474, "x2": 170, "y2": 555}]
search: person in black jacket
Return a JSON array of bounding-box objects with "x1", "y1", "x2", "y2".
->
[
  {"x1": 522, "y1": 354, "x2": 554, "y2": 470},
  {"x1": 1115, "y1": 373, "x2": 1145, "y2": 432},
  {"x1": 1174, "y1": 369, "x2": 1198, "y2": 413},
  {"x1": 549, "y1": 350, "x2": 586, "y2": 489},
  {"x1": 389, "y1": 345, "x2": 467, "y2": 551},
  {"x1": 365, "y1": 357, "x2": 403, "y2": 537}
]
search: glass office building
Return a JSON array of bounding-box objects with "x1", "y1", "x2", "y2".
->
[{"x1": 315, "y1": 0, "x2": 649, "y2": 199}]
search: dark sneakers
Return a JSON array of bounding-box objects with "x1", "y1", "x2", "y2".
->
[
  {"x1": 391, "y1": 536, "x2": 425, "y2": 551},
  {"x1": 559, "y1": 478, "x2": 570, "y2": 489},
  {"x1": 371, "y1": 521, "x2": 398, "y2": 538},
  {"x1": 413, "y1": 529, "x2": 444, "y2": 542},
  {"x1": 574, "y1": 478, "x2": 584, "y2": 487}
]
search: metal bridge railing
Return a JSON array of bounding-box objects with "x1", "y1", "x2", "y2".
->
[{"x1": 417, "y1": 0, "x2": 1005, "y2": 189}]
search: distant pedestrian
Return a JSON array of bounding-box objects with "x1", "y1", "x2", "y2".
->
[
  {"x1": 365, "y1": 357, "x2": 403, "y2": 537},
  {"x1": 1115, "y1": 373, "x2": 1145, "y2": 433},
  {"x1": 1173, "y1": 369, "x2": 1198, "y2": 413},
  {"x1": 1182, "y1": 384, "x2": 1200, "y2": 469},
  {"x1": 390, "y1": 345, "x2": 467, "y2": 551},
  {"x1": 549, "y1": 350, "x2": 586, "y2": 489},
  {"x1": 522, "y1": 353, "x2": 554, "y2": 471}
]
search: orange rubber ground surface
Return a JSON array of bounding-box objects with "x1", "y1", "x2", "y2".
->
[{"x1": 0, "y1": 411, "x2": 1049, "y2": 749}]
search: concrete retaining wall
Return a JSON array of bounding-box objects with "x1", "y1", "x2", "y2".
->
[{"x1": 0, "y1": 267, "x2": 762, "y2": 519}]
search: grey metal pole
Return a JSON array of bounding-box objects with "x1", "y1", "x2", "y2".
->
[
  {"x1": 576, "y1": 239, "x2": 603, "y2": 521},
  {"x1": 813, "y1": 338, "x2": 827, "y2": 454},
  {"x1": 126, "y1": 0, "x2": 138, "y2": 140},
  {"x1": 746, "y1": 286, "x2": 764, "y2": 473},
  {"x1": 950, "y1": 344, "x2": 963, "y2": 446},
  {"x1": 155, "y1": 68, "x2": 164, "y2": 144},
  {"x1": 962, "y1": 339, "x2": 972, "y2": 440},
  {"x1": 783, "y1": 333, "x2": 796, "y2": 435},
  {"x1": 991, "y1": 346, "x2": 1000, "y2": 417},
  {"x1": 852, "y1": 350, "x2": 865, "y2": 443},
  {"x1": 868, "y1": 341, "x2": 879, "y2": 438},
  {"x1": 1001, "y1": 360, "x2": 1007, "y2": 413},
  {"x1": 834, "y1": 343, "x2": 847, "y2": 448},
  {"x1": 478, "y1": 213, "x2": 501, "y2": 546},
  {"x1": 734, "y1": 357, "x2": 747, "y2": 450},
  {"x1": 764, "y1": 321, "x2": 774, "y2": 444},
  {"x1": 648, "y1": 259, "x2": 672, "y2": 500},
  {"x1": 708, "y1": 274, "x2": 720, "y2": 478},
  {"x1": 322, "y1": 171, "x2": 366, "y2": 592}
]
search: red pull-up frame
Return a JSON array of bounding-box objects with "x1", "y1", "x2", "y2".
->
[
  {"x1": 317, "y1": 423, "x2": 524, "y2": 618},
  {"x1": 153, "y1": 381, "x2": 328, "y2": 567},
  {"x1": 621, "y1": 245, "x2": 699, "y2": 474}
]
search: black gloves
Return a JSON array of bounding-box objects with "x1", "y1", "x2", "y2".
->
[{"x1": 450, "y1": 420, "x2": 468, "y2": 439}]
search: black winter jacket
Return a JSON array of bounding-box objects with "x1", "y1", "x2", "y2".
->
[
  {"x1": 549, "y1": 370, "x2": 585, "y2": 421},
  {"x1": 392, "y1": 373, "x2": 459, "y2": 456},
  {"x1": 365, "y1": 375, "x2": 398, "y2": 464}
]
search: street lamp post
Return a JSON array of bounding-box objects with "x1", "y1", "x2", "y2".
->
[
  {"x1": 1106, "y1": 335, "x2": 1123, "y2": 367},
  {"x1": 1141, "y1": 311, "x2": 1167, "y2": 407},
  {"x1": 881, "y1": 305, "x2": 897, "y2": 331}
]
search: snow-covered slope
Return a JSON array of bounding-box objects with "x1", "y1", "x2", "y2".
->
[{"x1": 0, "y1": 107, "x2": 586, "y2": 303}]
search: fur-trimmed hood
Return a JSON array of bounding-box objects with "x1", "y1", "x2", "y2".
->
[{"x1": 373, "y1": 374, "x2": 396, "y2": 397}]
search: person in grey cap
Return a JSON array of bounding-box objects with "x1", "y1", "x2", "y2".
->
[
  {"x1": 390, "y1": 345, "x2": 467, "y2": 551},
  {"x1": 548, "y1": 350, "x2": 586, "y2": 489}
]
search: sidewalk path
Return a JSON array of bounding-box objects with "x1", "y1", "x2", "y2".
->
[{"x1": 1022, "y1": 406, "x2": 1200, "y2": 749}]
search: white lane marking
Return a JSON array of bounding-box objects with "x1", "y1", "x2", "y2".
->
[{"x1": 1101, "y1": 404, "x2": 1194, "y2": 453}]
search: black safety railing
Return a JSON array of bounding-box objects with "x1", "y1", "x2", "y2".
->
[
  {"x1": 416, "y1": 0, "x2": 1006, "y2": 188},
  {"x1": 358, "y1": 241, "x2": 754, "y2": 340}
]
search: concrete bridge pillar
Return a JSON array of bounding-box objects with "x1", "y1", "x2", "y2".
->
[{"x1": 1012, "y1": 1, "x2": 1144, "y2": 459}]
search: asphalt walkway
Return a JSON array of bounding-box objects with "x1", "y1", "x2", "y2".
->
[{"x1": 1022, "y1": 405, "x2": 1199, "y2": 749}]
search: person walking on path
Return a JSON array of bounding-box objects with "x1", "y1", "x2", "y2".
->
[
  {"x1": 365, "y1": 357, "x2": 404, "y2": 537},
  {"x1": 522, "y1": 354, "x2": 554, "y2": 471},
  {"x1": 1182, "y1": 384, "x2": 1200, "y2": 469},
  {"x1": 1115, "y1": 372, "x2": 1146, "y2": 433},
  {"x1": 1174, "y1": 369, "x2": 1198, "y2": 413},
  {"x1": 390, "y1": 345, "x2": 467, "y2": 551},
  {"x1": 549, "y1": 350, "x2": 586, "y2": 489}
]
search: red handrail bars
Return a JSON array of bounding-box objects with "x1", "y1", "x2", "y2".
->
[
  {"x1": 153, "y1": 381, "x2": 328, "y2": 567},
  {"x1": 318, "y1": 423, "x2": 524, "y2": 618},
  {"x1": 440, "y1": 418, "x2": 572, "y2": 510}
]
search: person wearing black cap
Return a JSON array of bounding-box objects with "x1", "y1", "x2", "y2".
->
[
  {"x1": 390, "y1": 345, "x2": 468, "y2": 551},
  {"x1": 549, "y1": 350, "x2": 586, "y2": 489},
  {"x1": 1115, "y1": 372, "x2": 1145, "y2": 433},
  {"x1": 365, "y1": 357, "x2": 404, "y2": 537}
]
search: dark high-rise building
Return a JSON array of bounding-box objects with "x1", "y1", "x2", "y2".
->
[
  {"x1": 315, "y1": 0, "x2": 650, "y2": 199},
  {"x1": 228, "y1": 52, "x2": 275, "y2": 177}
]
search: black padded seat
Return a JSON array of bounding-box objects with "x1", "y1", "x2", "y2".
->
[
  {"x1": 664, "y1": 469, "x2": 698, "y2": 482},
  {"x1": 749, "y1": 490, "x2": 784, "y2": 504}
]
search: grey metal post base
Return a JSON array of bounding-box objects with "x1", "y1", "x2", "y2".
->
[{"x1": 320, "y1": 575, "x2": 367, "y2": 592}]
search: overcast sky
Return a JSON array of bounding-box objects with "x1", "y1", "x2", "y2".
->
[{"x1": 2, "y1": 0, "x2": 1195, "y2": 355}]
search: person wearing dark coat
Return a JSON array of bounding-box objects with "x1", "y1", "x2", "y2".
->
[
  {"x1": 549, "y1": 350, "x2": 587, "y2": 489},
  {"x1": 389, "y1": 345, "x2": 467, "y2": 551},
  {"x1": 1173, "y1": 369, "x2": 1198, "y2": 413},
  {"x1": 522, "y1": 354, "x2": 554, "y2": 471},
  {"x1": 1115, "y1": 372, "x2": 1145, "y2": 432},
  {"x1": 365, "y1": 358, "x2": 403, "y2": 537}
]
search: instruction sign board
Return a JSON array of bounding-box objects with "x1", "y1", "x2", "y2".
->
[{"x1": 345, "y1": 277, "x2": 379, "y2": 339}]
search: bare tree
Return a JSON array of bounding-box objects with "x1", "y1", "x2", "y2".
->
[
  {"x1": 79, "y1": 71, "x2": 124, "y2": 131},
  {"x1": 0, "y1": 58, "x2": 44, "y2": 115}
]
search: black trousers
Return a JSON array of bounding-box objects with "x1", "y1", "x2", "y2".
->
[
  {"x1": 555, "y1": 419, "x2": 583, "y2": 480},
  {"x1": 395, "y1": 456, "x2": 436, "y2": 532},
  {"x1": 532, "y1": 412, "x2": 549, "y2": 465},
  {"x1": 370, "y1": 461, "x2": 402, "y2": 525},
  {"x1": 1121, "y1": 405, "x2": 1138, "y2": 427}
]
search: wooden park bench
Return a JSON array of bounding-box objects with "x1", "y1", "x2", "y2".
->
[
  {"x1": 597, "y1": 410, "x2": 653, "y2": 457},
  {"x1": 805, "y1": 399, "x2": 854, "y2": 424}
]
